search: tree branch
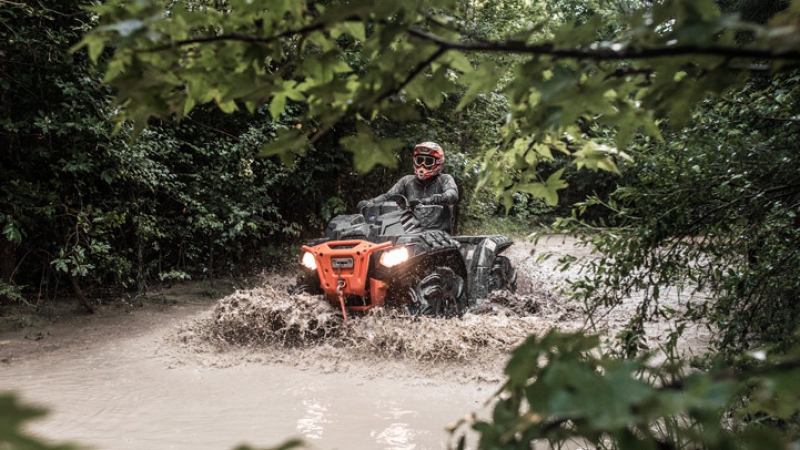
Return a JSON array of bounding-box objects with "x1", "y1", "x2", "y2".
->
[
  {"x1": 758, "y1": 115, "x2": 800, "y2": 123},
  {"x1": 303, "y1": 46, "x2": 448, "y2": 147},
  {"x1": 406, "y1": 27, "x2": 800, "y2": 63},
  {"x1": 140, "y1": 23, "x2": 328, "y2": 53},
  {"x1": 138, "y1": 21, "x2": 800, "y2": 75},
  {"x1": 682, "y1": 183, "x2": 800, "y2": 232},
  {"x1": 369, "y1": 46, "x2": 448, "y2": 106},
  {"x1": 661, "y1": 357, "x2": 800, "y2": 391},
  {"x1": 181, "y1": 116, "x2": 240, "y2": 142}
]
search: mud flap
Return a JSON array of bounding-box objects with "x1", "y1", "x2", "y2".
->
[
  {"x1": 457, "y1": 235, "x2": 514, "y2": 304},
  {"x1": 489, "y1": 255, "x2": 517, "y2": 293}
]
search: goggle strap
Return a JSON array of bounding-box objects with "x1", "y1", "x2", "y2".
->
[{"x1": 414, "y1": 144, "x2": 439, "y2": 155}]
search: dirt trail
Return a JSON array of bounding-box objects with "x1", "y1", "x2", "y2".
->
[{"x1": 0, "y1": 236, "x2": 709, "y2": 450}]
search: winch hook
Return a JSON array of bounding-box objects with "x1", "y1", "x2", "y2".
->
[{"x1": 336, "y1": 268, "x2": 348, "y2": 326}]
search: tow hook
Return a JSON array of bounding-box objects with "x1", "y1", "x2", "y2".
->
[{"x1": 336, "y1": 268, "x2": 348, "y2": 326}]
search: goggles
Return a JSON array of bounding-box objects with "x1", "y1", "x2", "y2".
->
[{"x1": 414, "y1": 155, "x2": 438, "y2": 167}]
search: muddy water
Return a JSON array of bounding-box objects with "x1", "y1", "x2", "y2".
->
[
  {"x1": 1, "y1": 235, "x2": 706, "y2": 450},
  {"x1": 0, "y1": 236, "x2": 578, "y2": 450},
  {"x1": 2, "y1": 321, "x2": 493, "y2": 450}
]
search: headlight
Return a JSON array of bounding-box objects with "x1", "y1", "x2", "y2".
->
[
  {"x1": 301, "y1": 251, "x2": 317, "y2": 270},
  {"x1": 380, "y1": 247, "x2": 409, "y2": 268}
]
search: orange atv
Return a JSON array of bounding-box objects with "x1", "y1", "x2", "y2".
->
[{"x1": 295, "y1": 196, "x2": 517, "y2": 321}]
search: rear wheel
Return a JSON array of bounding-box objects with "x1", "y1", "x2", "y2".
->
[
  {"x1": 488, "y1": 255, "x2": 517, "y2": 293},
  {"x1": 407, "y1": 267, "x2": 466, "y2": 317}
]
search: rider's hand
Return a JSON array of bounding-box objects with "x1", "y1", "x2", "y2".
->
[
  {"x1": 407, "y1": 199, "x2": 421, "y2": 208},
  {"x1": 357, "y1": 200, "x2": 374, "y2": 210},
  {"x1": 421, "y1": 194, "x2": 444, "y2": 205}
]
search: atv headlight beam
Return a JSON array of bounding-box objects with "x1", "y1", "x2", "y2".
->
[
  {"x1": 301, "y1": 251, "x2": 317, "y2": 270},
  {"x1": 380, "y1": 247, "x2": 409, "y2": 268}
]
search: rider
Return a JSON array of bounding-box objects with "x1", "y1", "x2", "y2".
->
[{"x1": 356, "y1": 142, "x2": 458, "y2": 231}]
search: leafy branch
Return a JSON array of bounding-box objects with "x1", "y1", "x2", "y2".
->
[
  {"x1": 139, "y1": 22, "x2": 329, "y2": 53},
  {"x1": 463, "y1": 330, "x2": 800, "y2": 450},
  {"x1": 138, "y1": 22, "x2": 800, "y2": 69},
  {"x1": 406, "y1": 27, "x2": 800, "y2": 64}
]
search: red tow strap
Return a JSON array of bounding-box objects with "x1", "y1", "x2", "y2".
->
[{"x1": 336, "y1": 277, "x2": 348, "y2": 326}]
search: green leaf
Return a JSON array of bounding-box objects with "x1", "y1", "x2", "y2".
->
[
  {"x1": 517, "y1": 168, "x2": 568, "y2": 206},
  {"x1": 444, "y1": 51, "x2": 473, "y2": 73},
  {"x1": 404, "y1": 66, "x2": 454, "y2": 109},
  {"x1": 457, "y1": 62, "x2": 501, "y2": 111},
  {"x1": 340, "y1": 123, "x2": 402, "y2": 173},
  {"x1": 0, "y1": 394, "x2": 77, "y2": 449},
  {"x1": 269, "y1": 93, "x2": 286, "y2": 120},
  {"x1": 533, "y1": 143, "x2": 553, "y2": 161},
  {"x1": 342, "y1": 21, "x2": 366, "y2": 41},
  {"x1": 2, "y1": 221, "x2": 22, "y2": 244},
  {"x1": 573, "y1": 142, "x2": 621, "y2": 174},
  {"x1": 71, "y1": 35, "x2": 105, "y2": 63},
  {"x1": 505, "y1": 334, "x2": 541, "y2": 386},
  {"x1": 218, "y1": 100, "x2": 237, "y2": 114},
  {"x1": 258, "y1": 129, "x2": 307, "y2": 160}
]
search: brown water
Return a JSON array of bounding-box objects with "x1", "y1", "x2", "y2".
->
[{"x1": 2, "y1": 321, "x2": 492, "y2": 450}]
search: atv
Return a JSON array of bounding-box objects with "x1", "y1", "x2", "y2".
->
[{"x1": 295, "y1": 196, "x2": 517, "y2": 322}]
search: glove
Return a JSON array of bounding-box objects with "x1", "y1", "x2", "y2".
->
[
  {"x1": 357, "y1": 200, "x2": 374, "y2": 210},
  {"x1": 407, "y1": 199, "x2": 421, "y2": 208},
  {"x1": 421, "y1": 194, "x2": 444, "y2": 205}
]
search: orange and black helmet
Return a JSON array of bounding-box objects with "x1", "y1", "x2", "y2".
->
[{"x1": 413, "y1": 142, "x2": 444, "y2": 181}]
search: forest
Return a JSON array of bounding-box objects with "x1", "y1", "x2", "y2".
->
[{"x1": 2, "y1": 0, "x2": 800, "y2": 448}]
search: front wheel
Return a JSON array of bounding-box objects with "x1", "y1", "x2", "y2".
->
[
  {"x1": 292, "y1": 272, "x2": 324, "y2": 296},
  {"x1": 407, "y1": 267, "x2": 466, "y2": 317}
]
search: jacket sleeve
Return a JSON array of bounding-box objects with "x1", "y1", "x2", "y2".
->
[
  {"x1": 371, "y1": 176, "x2": 410, "y2": 203},
  {"x1": 438, "y1": 174, "x2": 459, "y2": 205}
]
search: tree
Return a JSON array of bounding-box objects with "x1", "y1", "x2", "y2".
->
[
  {"x1": 78, "y1": 0, "x2": 800, "y2": 202},
  {"x1": 0, "y1": 0, "x2": 363, "y2": 309},
  {"x1": 67, "y1": 0, "x2": 800, "y2": 447},
  {"x1": 558, "y1": 70, "x2": 800, "y2": 358}
]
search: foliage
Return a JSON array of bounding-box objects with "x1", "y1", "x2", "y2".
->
[
  {"x1": 0, "y1": 394, "x2": 78, "y2": 450},
  {"x1": 0, "y1": 281, "x2": 25, "y2": 304},
  {"x1": 0, "y1": 391, "x2": 305, "y2": 450},
  {"x1": 556, "y1": 70, "x2": 800, "y2": 358},
  {"x1": 0, "y1": 0, "x2": 366, "y2": 307},
  {"x1": 78, "y1": 0, "x2": 800, "y2": 208},
  {"x1": 459, "y1": 212, "x2": 550, "y2": 237},
  {"x1": 455, "y1": 330, "x2": 800, "y2": 450},
  {"x1": 68, "y1": 0, "x2": 596, "y2": 197}
]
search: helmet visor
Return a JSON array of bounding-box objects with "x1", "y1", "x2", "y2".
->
[{"x1": 414, "y1": 155, "x2": 437, "y2": 167}]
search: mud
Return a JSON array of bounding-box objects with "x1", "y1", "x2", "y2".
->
[{"x1": 0, "y1": 235, "x2": 710, "y2": 450}]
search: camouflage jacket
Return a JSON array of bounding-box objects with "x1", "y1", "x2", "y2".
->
[{"x1": 370, "y1": 174, "x2": 458, "y2": 205}]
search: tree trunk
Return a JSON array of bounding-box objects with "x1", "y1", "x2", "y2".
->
[
  {"x1": 0, "y1": 52, "x2": 14, "y2": 300},
  {"x1": 0, "y1": 238, "x2": 14, "y2": 285},
  {"x1": 0, "y1": 238, "x2": 16, "y2": 304},
  {"x1": 137, "y1": 226, "x2": 145, "y2": 299},
  {"x1": 70, "y1": 275, "x2": 94, "y2": 313}
]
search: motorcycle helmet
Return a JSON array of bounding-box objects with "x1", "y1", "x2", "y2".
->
[{"x1": 413, "y1": 142, "x2": 444, "y2": 181}]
